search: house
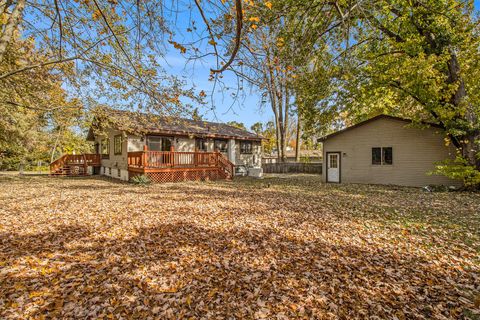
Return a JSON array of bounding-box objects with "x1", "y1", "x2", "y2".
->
[
  {"x1": 50, "y1": 110, "x2": 263, "y2": 182},
  {"x1": 319, "y1": 115, "x2": 460, "y2": 187}
]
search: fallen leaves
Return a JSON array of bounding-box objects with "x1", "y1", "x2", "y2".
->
[{"x1": 0, "y1": 175, "x2": 479, "y2": 319}]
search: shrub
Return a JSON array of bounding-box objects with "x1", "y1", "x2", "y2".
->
[
  {"x1": 432, "y1": 156, "x2": 480, "y2": 188},
  {"x1": 130, "y1": 174, "x2": 151, "y2": 185}
]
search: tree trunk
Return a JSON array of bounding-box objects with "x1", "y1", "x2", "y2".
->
[
  {"x1": 446, "y1": 51, "x2": 480, "y2": 170},
  {"x1": 282, "y1": 83, "x2": 289, "y2": 163},
  {"x1": 295, "y1": 114, "x2": 301, "y2": 162},
  {"x1": 0, "y1": 0, "x2": 26, "y2": 62}
]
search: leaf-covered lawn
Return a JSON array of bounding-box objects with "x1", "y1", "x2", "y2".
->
[{"x1": 0, "y1": 175, "x2": 479, "y2": 319}]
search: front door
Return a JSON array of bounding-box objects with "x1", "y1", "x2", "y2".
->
[{"x1": 327, "y1": 152, "x2": 340, "y2": 183}]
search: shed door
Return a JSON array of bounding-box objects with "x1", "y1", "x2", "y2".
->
[{"x1": 327, "y1": 153, "x2": 340, "y2": 183}]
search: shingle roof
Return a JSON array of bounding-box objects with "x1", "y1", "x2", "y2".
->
[{"x1": 88, "y1": 109, "x2": 263, "y2": 141}]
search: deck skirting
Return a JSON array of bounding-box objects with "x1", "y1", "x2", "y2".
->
[{"x1": 129, "y1": 167, "x2": 223, "y2": 183}]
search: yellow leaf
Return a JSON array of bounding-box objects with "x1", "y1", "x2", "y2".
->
[{"x1": 265, "y1": 1, "x2": 272, "y2": 9}]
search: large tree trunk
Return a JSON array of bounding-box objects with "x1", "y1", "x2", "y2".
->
[
  {"x1": 446, "y1": 51, "x2": 480, "y2": 170},
  {"x1": 283, "y1": 83, "x2": 289, "y2": 163},
  {"x1": 0, "y1": 0, "x2": 25, "y2": 62},
  {"x1": 295, "y1": 114, "x2": 301, "y2": 162}
]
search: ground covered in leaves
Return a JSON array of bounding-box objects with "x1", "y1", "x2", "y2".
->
[{"x1": 0, "y1": 175, "x2": 479, "y2": 319}]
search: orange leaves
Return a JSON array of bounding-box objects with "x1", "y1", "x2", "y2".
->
[
  {"x1": 0, "y1": 176, "x2": 479, "y2": 318},
  {"x1": 168, "y1": 40, "x2": 187, "y2": 54},
  {"x1": 265, "y1": 1, "x2": 272, "y2": 9}
]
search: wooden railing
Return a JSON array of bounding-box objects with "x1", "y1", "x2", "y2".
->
[
  {"x1": 127, "y1": 150, "x2": 235, "y2": 179},
  {"x1": 50, "y1": 154, "x2": 101, "y2": 173},
  {"x1": 217, "y1": 152, "x2": 234, "y2": 179},
  {"x1": 128, "y1": 151, "x2": 219, "y2": 169}
]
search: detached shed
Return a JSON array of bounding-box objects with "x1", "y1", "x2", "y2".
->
[{"x1": 319, "y1": 115, "x2": 459, "y2": 187}]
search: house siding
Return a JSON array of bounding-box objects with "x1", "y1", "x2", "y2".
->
[
  {"x1": 93, "y1": 129, "x2": 130, "y2": 181},
  {"x1": 322, "y1": 117, "x2": 460, "y2": 187},
  {"x1": 235, "y1": 141, "x2": 262, "y2": 167}
]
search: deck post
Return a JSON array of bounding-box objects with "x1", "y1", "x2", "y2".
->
[
  {"x1": 83, "y1": 154, "x2": 87, "y2": 175},
  {"x1": 170, "y1": 146, "x2": 175, "y2": 167},
  {"x1": 143, "y1": 145, "x2": 149, "y2": 170}
]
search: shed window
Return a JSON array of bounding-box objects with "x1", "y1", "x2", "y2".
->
[
  {"x1": 214, "y1": 139, "x2": 228, "y2": 152},
  {"x1": 372, "y1": 147, "x2": 381, "y2": 165},
  {"x1": 372, "y1": 147, "x2": 393, "y2": 165},
  {"x1": 383, "y1": 147, "x2": 393, "y2": 165},
  {"x1": 240, "y1": 141, "x2": 253, "y2": 154},
  {"x1": 114, "y1": 135, "x2": 122, "y2": 155}
]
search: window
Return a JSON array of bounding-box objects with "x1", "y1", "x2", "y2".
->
[
  {"x1": 372, "y1": 147, "x2": 381, "y2": 165},
  {"x1": 114, "y1": 135, "x2": 122, "y2": 155},
  {"x1": 383, "y1": 147, "x2": 393, "y2": 165},
  {"x1": 101, "y1": 138, "x2": 110, "y2": 159},
  {"x1": 240, "y1": 141, "x2": 253, "y2": 154},
  {"x1": 372, "y1": 147, "x2": 393, "y2": 165},
  {"x1": 214, "y1": 139, "x2": 228, "y2": 152},
  {"x1": 147, "y1": 136, "x2": 172, "y2": 151},
  {"x1": 329, "y1": 154, "x2": 338, "y2": 168},
  {"x1": 196, "y1": 138, "x2": 207, "y2": 152}
]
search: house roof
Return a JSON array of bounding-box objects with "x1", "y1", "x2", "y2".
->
[
  {"x1": 318, "y1": 114, "x2": 444, "y2": 142},
  {"x1": 87, "y1": 109, "x2": 263, "y2": 141}
]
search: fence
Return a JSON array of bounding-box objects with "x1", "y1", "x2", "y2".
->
[{"x1": 262, "y1": 162, "x2": 322, "y2": 174}]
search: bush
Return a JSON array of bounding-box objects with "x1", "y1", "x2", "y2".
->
[
  {"x1": 432, "y1": 156, "x2": 480, "y2": 188},
  {"x1": 130, "y1": 174, "x2": 151, "y2": 185}
]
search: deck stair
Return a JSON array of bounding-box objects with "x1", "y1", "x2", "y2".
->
[{"x1": 50, "y1": 154, "x2": 101, "y2": 176}]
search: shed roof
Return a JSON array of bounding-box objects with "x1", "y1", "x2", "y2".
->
[
  {"x1": 87, "y1": 109, "x2": 263, "y2": 141},
  {"x1": 318, "y1": 114, "x2": 444, "y2": 142}
]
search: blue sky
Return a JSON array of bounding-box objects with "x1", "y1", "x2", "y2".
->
[{"x1": 160, "y1": 4, "x2": 272, "y2": 129}]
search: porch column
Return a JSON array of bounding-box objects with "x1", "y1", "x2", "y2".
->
[{"x1": 227, "y1": 139, "x2": 236, "y2": 165}]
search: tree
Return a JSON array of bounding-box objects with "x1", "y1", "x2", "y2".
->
[
  {"x1": 0, "y1": 36, "x2": 91, "y2": 169},
  {"x1": 192, "y1": 108, "x2": 203, "y2": 121},
  {"x1": 226, "y1": 121, "x2": 247, "y2": 130},
  {"x1": 343, "y1": 0, "x2": 480, "y2": 183},
  {"x1": 250, "y1": 122, "x2": 264, "y2": 136}
]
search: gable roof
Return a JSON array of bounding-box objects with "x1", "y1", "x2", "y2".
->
[
  {"x1": 87, "y1": 109, "x2": 263, "y2": 141},
  {"x1": 318, "y1": 114, "x2": 444, "y2": 142}
]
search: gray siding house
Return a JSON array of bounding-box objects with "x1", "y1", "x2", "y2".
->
[
  {"x1": 320, "y1": 115, "x2": 460, "y2": 187},
  {"x1": 86, "y1": 110, "x2": 263, "y2": 182}
]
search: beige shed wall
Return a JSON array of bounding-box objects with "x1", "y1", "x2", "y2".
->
[{"x1": 322, "y1": 117, "x2": 460, "y2": 187}]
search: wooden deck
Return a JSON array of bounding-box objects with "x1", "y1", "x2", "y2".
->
[
  {"x1": 127, "y1": 150, "x2": 234, "y2": 183},
  {"x1": 50, "y1": 154, "x2": 101, "y2": 176},
  {"x1": 50, "y1": 149, "x2": 234, "y2": 183}
]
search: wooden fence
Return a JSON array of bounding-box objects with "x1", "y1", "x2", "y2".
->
[{"x1": 262, "y1": 162, "x2": 322, "y2": 174}]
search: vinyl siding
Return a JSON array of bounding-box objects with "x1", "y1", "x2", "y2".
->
[{"x1": 322, "y1": 117, "x2": 460, "y2": 187}]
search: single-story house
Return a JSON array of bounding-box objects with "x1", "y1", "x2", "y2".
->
[
  {"x1": 51, "y1": 110, "x2": 263, "y2": 182},
  {"x1": 319, "y1": 115, "x2": 460, "y2": 187}
]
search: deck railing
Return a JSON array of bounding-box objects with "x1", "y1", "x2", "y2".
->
[
  {"x1": 128, "y1": 151, "x2": 219, "y2": 169},
  {"x1": 50, "y1": 154, "x2": 101, "y2": 174},
  {"x1": 127, "y1": 150, "x2": 234, "y2": 179}
]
